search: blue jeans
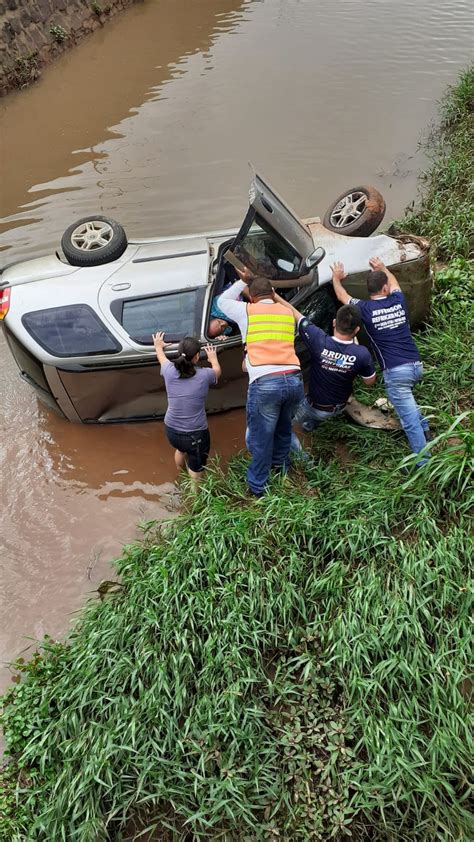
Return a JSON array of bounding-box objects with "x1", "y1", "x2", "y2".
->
[
  {"x1": 291, "y1": 397, "x2": 346, "y2": 453},
  {"x1": 246, "y1": 373, "x2": 304, "y2": 494},
  {"x1": 383, "y1": 362, "x2": 430, "y2": 465},
  {"x1": 293, "y1": 397, "x2": 346, "y2": 431}
]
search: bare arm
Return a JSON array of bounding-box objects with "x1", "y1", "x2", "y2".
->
[
  {"x1": 152, "y1": 332, "x2": 170, "y2": 368},
  {"x1": 330, "y1": 261, "x2": 352, "y2": 305},
  {"x1": 203, "y1": 344, "x2": 221, "y2": 382},
  {"x1": 273, "y1": 292, "x2": 302, "y2": 323},
  {"x1": 369, "y1": 257, "x2": 401, "y2": 292},
  {"x1": 360, "y1": 373, "x2": 376, "y2": 386}
]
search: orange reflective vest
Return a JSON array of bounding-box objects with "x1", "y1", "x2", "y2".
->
[{"x1": 245, "y1": 302, "x2": 299, "y2": 367}]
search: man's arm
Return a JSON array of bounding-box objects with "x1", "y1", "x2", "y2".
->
[
  {"x1": 358, "y1": 349, "x2": 376, "y2": 386},
  {"x1": 369, "y1": 257, "x2": 401, "y2": 292},
  {"x1": 216, "y1": 280, "x2": 248, "y2": 336},
  {"x1": 273, "y1": 292, "x2": 302, "y2": 323},
  {"x1": 330, "y1": 261, "x2": 352, "y2": 305}
]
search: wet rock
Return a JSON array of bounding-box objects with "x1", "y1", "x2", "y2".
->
[
  {"x1": 3, "y1": 20, "x2": 15, "y2": 40},
  {"x1": 20, "y1": 8, "x2": 32, "y2": 27}
]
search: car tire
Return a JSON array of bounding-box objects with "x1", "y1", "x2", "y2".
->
[
  {"x1": 323, "y1": 186, "x2": 386, "y2": 236},
  {"x1": 61, "y1": 216, "x2": 128, "y2": 266}
]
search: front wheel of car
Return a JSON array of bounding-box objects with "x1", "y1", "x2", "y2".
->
[
  {"x1": 61, "y1": 216, "x2": 128, "y2": 266},
  {"x1": 323, "y1": 185, "x2": 386, "y2": 236}
]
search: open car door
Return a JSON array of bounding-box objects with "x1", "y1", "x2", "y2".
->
[{"x1": 230, "y1": 171, "x2": 318, "y2": 280}]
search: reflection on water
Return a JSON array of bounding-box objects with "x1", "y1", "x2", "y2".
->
[{"x1": 0, "y1": 0, "x2": 472, "y2": 689}]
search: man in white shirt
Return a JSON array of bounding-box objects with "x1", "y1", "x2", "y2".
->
[{"x1": 217, "y1": 275, "x2": 304, "y2": 496}]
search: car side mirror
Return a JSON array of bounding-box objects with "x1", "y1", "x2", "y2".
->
[{"x1": 305, "y1": 247, "x2": 326, "y2": 270}]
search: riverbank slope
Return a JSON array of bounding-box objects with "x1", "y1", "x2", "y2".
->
[
  {"x1": 0, "y1": 0, "x2": 140, "y2": 95},
  {"x1": 1, "y1": 66, "x2": 473, "y2": 841}
]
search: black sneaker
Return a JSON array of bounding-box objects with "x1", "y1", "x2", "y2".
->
[
  {"x1": 247, "y1": 487, "x2": 265, "y2": 498},
  {"x1": 424, "y1": 430, "x2": 435, "y2": 442}
]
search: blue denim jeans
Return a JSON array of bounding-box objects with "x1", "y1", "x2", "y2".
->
[
  {"x1": 383, "y1": 362, "x2": 430, "y2": 465},
  {"x1": 293, "y1": 397, "x2": 346, "y2": 431},
  {"x1": 246, "y1": 373, "x2": 304, "y2": 494},
  {"x1": 291, "y1": 397, "x2": 346, "y2": 453}
]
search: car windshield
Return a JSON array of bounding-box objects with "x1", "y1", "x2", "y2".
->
[
  {"x1": 120, "y1": 287, "x2": 206, "y2": 344},
  {"x1": 235, "y1": 216, "x2": 301, "y2": 278}
]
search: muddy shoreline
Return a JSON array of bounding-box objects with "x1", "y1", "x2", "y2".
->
[{"x1": 0, "y1": 0, "x2": 140, "y2": 96}]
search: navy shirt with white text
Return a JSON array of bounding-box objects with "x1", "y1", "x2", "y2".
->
[
  {"x1": 298, "y1": 319, "x2": 375, "y2": 406},
  {"x1": 349, "y1": 290, "x2": 420, "y2": 371}
]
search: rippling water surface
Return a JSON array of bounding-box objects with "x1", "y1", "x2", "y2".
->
[{"x1": 0, "y1": 0, "x2": 472, "y2": 691}]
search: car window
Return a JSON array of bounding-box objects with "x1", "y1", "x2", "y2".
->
[
  {"x1": 235, "y1": 215, "x2": 301, "y2": 278},
  {"x1": 22, "y1": 305, "x2": 121, "y2": 357},
  {"x1": 119, "y1": 288, "x2": 206, "y2": 344}
]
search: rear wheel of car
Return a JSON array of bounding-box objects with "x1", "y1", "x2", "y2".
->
[
  {"x1": 61, "y1": 216, "x2": 128, "y2": 266},
  {"x1": 323, "y1": 186, "x2": 386, "y2": 236}
]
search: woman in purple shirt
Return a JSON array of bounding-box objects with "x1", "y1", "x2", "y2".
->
[{"x1": 153, "y1": 332, "x2": 221, "y2": 482}]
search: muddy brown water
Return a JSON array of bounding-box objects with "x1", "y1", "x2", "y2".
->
[{"x1": 0, "y1": 0, "x2": 472, "y2": 695}]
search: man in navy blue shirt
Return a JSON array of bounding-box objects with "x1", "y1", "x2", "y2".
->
[
  {"x1": 275, "y1": 294, "x2": 376, "y2": 432},
  {"x1": 331, "y1": 257, "x2": 431, "y2": 466}
]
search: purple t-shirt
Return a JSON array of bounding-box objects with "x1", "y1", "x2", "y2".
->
[
  {"x1": 298, "y1": 319, "x2": 375, "y2": 406},
  {"x1": 162, "y1": 362, "x2": 216, "y2": 432},
  {"x1": 349, "y1": 290, "x2": 420, "y2": 371}
]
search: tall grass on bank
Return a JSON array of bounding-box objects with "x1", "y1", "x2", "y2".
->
[
  {"x1": 399, "y1": 64, "x2": 473, "y2": 260},
  {"x1": 1, "y1": 69, "x2": 473, "y2": 841},
  {"x1": 1, "y1": 424, "x2": 472, "y2": 840}
]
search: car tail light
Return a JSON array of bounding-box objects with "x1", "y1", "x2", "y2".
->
[{"x1": 0, "y1": 286, "x2": 11, "y2": 319}]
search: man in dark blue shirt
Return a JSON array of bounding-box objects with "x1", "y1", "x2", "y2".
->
[
  {"x1": 332, "y1": 257, "x2": 431, "y2": 466},
  {"x1": 274, "y1": 294, "x2": 376, "y2": 433}
]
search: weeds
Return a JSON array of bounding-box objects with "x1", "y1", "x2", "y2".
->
[
  {"x1": 1, "y1": 67, "x2": 473, "y2": 841},
  {"x1": 4, "y1": 52, "x2": 39, "y2": 89},
  {"x1": 49, "y1": 24, "x2": 68, "y2": 44}
]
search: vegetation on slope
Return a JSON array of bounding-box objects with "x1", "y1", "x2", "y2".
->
[{"x1": 1, "y1": 68, "x2": 473, "y2": 841}]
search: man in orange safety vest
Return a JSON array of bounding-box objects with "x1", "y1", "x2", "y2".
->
[{"x1": 217, "y1": 275, "x2": 304, "y2": 496}]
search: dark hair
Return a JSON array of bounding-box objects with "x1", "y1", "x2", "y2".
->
[
  {"x1": 335, "y1": 304, "x2": 362, "y2": 336},
  {"x1": 174, "y1": 336, "x2": 200, "y2": 378},
  {"x1": 367, "y1": 270, "x2": 388, "y2": 294},
  {"x1": 249, "y1": 275, "x2": 274, "y2": 299}
]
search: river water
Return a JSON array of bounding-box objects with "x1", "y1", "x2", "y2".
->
[{"x1": 0, "y1": 0, "x2": 472, "y2": 693}]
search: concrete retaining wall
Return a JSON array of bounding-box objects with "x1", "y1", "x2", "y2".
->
[{"x1": 0, "y1": 0, "x2": 139, "y2": 95}]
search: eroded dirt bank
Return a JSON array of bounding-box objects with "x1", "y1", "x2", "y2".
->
[{"x1": 0, "y1": 0, "x2": 139, "y2": 95}]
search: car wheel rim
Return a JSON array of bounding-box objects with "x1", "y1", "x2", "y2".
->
[
  {"x1": 329, "y1": 192, "x2": 367, "y2": 228},
  {"x1": 70, "y1": 220, "x2": 114, "y2": 251}
]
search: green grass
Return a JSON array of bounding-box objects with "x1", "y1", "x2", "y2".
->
[{"x1": 1, "y1": 69, "x2": 473, "y2": 841}]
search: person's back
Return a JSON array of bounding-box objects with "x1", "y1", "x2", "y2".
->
[
  {"x1": 163, "y1": 364, "x2": 215, "y2": 431},
  {"x1": 153, "y1": 333, "x2": 221, "y2": 482},
  {"x1": 292, "y1": 304, "x2": 375, "y2": 432},
  {"x1": 349, "y1": 287, "x2": 419, "y2": 371},
  {"x1": 331, "y1": 258, "x2": 431, "y2": 467},
  {"x1": 301, "y1": 322, "x2": 374, "y2": 408}
]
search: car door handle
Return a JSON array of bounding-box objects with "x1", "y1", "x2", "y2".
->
[{"x1": 111, "y1": 283, "x2": 131, "y2": 291}]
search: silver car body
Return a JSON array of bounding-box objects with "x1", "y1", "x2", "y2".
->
[{"x1": 0, "y1": 173, "x2": 431, "y2": 423}]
